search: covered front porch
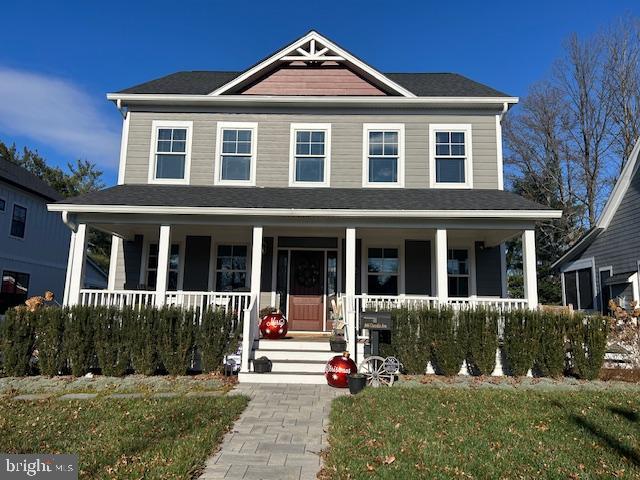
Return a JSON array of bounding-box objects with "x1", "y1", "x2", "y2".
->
[{"x1": 61, "y1": 218, "x2": 539, "y2": 372}]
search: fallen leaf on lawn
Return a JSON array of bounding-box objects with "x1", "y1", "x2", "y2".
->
[
  {"x1": 394, "y1": 422, "x2": 401, "y2": 429},
  {"x1": 366, "y1": 463, "x2": 375, "y2": 472},
  {"x1": 383, "y1": 455, "x2": 396, "y2": 465}
]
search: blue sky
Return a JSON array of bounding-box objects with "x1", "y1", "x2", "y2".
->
[{"x1": 1, "y1": 0, "x2": 638, "y2": 186}]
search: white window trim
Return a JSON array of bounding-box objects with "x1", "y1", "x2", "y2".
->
[
  {"x1": 147, "y1": 120, "x2": 193, "y2": 185},
  {"x1": 561, "y1": 257, "x2": 597, "y2": 311},
  {"x1": 362, "y1": 123, "x2": 405, "y2": 188},
  {"x1": 140, "y1": 238, "x2": 184, "y2": 290},
  {"x1": 598, "y1": 265, "x2": 613, "y2": 313},
  {"x1": 289, "y1": 123, "x2": 331, "y2": 187},
  {"x1": 214, "y1": 121, "x2": 258, "y2": 186},
  {"x1": 363, "y1": 243, "x2": 402, "y2": 295},
  {"x1": 447, "y1": 246, "x2": 474, "y2": 298},
  {"x1": 429, "y1": 124, "x2": 474, "y2": 189},
  {"x1": 9, "y1": 203, "x2": 27, "y2": 240}
]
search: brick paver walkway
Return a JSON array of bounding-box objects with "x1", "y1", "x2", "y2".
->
[{"x1": 199, "y1": 384, "x2": 347, "y2": 480}]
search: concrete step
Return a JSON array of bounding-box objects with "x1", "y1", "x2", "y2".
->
[
  {"x1": 269, "y1": 359, "x2": 327, "y2": 373},
  {"x1": 238, "y1": 372, "x2": 327, "y2": 385},
  {"x1": 253, "y1": 348, "x2": 363, "y2": 362}
]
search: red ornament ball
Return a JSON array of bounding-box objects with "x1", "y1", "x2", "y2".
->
[
  {"x1": 325, "y1": 352, "x2": 357, "y2": 388},
  {"x1": 259, "y1": 312, "x2": 288, "y2": 339}
]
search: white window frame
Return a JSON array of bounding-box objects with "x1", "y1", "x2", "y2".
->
[
  {"x1": 9, "y1": 203, "x2": 27, "y2": 240},
  {"x1": 598, "y1": 265, "x2": 613, "y2": 314},
  {"x1": 139, "y1": 239, "x2": 184, "y2": 290},
  {"x1": 429, "y1": 124, "x2": 474, "y2": 189},
  {"x1": 362, "y1": 123, "x2": 405, "y2": 188},
  {"x1": 289, "y1": 123, "x2": 331, "y2": 187},
  {"x1": 561, "y1": 257, "x2": 597, "y2": 311},
  {"x1": 147, "y1": 120, "x2": 193, "y2": 185},
  {"x1": 447, "y1": 247, "x2": 471, "y2": 298},
  {"x1": 365, "y1": 245, "x2": 401, "y2": 295},
  {"x1": 214, "y1": 121, "x2": 258, "y2": 186}
]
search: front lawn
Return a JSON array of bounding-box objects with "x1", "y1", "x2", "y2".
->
[
  {"x1": 324, "y1": 388, "x2": 640, "y2": 479},
  {"x1": 0, "y1": 395, "x2": 247, "y2": 479}
]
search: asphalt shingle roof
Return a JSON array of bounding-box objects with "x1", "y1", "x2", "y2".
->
[
  {"x1": 117, "y1": 71, "x2": 510, "y2": 97},
  {"x1": 0, "y1": 158, "x2": 61, "y2": 201},
  {"x1": 58, "y1": 184, "x2": 551, "y2": 212}
]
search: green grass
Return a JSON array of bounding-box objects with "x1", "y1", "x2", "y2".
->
[
  {"x1": 324, "y1": 388, "x2": 640, "y2": 479},
  {"x1": 0, "y1": 395, "x2": 247, "y2": 479}
]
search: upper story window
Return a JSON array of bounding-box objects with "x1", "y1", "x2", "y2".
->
[
  {"x1": 10, "y1": 204, "x2": 26, "y2": 238},
  {"x1": 430, "y1": 124, "x2": 473, "y2": 188},
  {"x1": 215, "y1": 122, "x2": 258, "y2": 185},
  {"x1": 289, "y1": 124, "x2": 331, "y2": 186},
  {"x1": 148, "y1": 120, "x2": 192, "y2": 184},
  {"x1": 363, "y1": 124, "x2": 404, "y2": 187}
]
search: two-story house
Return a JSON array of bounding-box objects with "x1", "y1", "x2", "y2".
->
[
  {"x1": 1, "y1": 158, "x2": 106, "y2": 314},
  {"x1": 48, "y1": 31, "x2": 560, "y2": 382}
]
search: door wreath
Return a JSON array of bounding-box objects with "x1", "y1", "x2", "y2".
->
[{"x1": 296, "y1": 258, "x2": 320, "y2": 287}]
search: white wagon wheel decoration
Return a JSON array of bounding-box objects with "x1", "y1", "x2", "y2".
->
[{"x1": 358, "y1": 356, "x2": 395, "y2": 387}]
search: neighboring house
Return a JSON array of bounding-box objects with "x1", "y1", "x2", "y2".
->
[
  {"x1": 0, "y1": 158, "x2": 107, "y2": 313},
  {"x1": 48, "y1": 31, "x2": 560, "y2": 381},
  {"x1": 552, "y1": 141, "x2": 640, "y2": 313}
]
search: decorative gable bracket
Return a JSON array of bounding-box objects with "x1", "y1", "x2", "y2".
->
[{"x1": 280, "y1": 38, "x2": 345, "y2": 63}]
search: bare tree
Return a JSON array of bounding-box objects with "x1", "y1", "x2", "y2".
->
[{"x1": 604, "y1": 17, "x2": 640, "y2": 171}]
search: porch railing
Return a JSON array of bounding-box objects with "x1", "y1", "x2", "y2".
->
[
  {"x1": 342, "y1": 294, "x2": 530, "y2": 358},
  {"x1": 78, "y1": 289, "x2": 250, "y2": 326}
]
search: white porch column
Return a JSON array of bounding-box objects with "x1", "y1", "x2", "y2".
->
[
  {"x1": 242, "y1": 226, "x2": 263, "y2": 373},
  {"x1": 63, "y1": 231, "x2": 76, "y2": 305},
  {"x1": 435, "y1": 228, "x2": 448, "y2": 305},
  {"x1": 522, "y1": 229, "x2": 539, "y2": 309},
  {"x1": 155, "y1": 225, "x2": 171, "y2": 307},
  {"x1": 107, "y1": 235, "x2": 122, "y2": 290},
  {"x1": 67, "y1": 223, "x2": 87, "y2": 306},
  {"x1": 345, "y1": 228, "x2": 357, "y2": 358}
]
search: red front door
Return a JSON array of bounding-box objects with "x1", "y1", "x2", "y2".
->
[{"x1": 288, "y1": 250, "x2": 324, "y2": 331}]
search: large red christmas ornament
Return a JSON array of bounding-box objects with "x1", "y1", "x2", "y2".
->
[
  {"x1": 259, "y1": 312, "x2": 288, "y2": 339},
  {"x1": 325, "y1": 352, "x2": 357, "y2": 388}
]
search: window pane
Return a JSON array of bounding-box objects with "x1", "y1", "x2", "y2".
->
[
  {"x1": 218, "y1": 245, "x2": 232, "y2": 256},
  {"x1": 221, "y1": 156, "x2": 251, "y2": 181},
  {"x1": 172, "y1": 141, "x2": 186, "y2": 153},
  {"x1": 222, "y1": 141, "x2": 236, "y2": 154},
  {"x1": 217, "y1": 257, "x2": 232, "y2": 270},
  {"x1": 172, "y1": 129, "x2": 186, "y2": 141},
  {"x1": 223, "y1": 129, "x2": 237, "y2": 142},
  {"x1": 383, "y1": 142, "x2": 398, "y2": 156},
  {"x1": 146, "y1": 270, "x2": 157, "y2": 289},
  {"x1": 311, "y1": 131, "x2": 324, "y2": 142},
  {"x1": 237, "y1": 130, "x2": 251, "y2": 142},
  {"x1": 297, "y1": 131, "x2": 310, "y2": 143},
  {"x1": 157, "y1": 140, "x2": 172, "y2": 152},
  {"x1": 578, "y1": 268, "x2": 594, "y2": 310},
  {"x1": 11, "y1": 205, "x2": 26, "y2": 238},
  {"x1": 233, "y1": 245, "x2": 247, "y2": 256},
  {"x1": 383, "y1": 131, "x2": 398, "y2": 144},
  {"x1": 147, "y1": 255, "x2": 158, "y2": 269},
  {"x1": 369, "y1": 142, "x2": 383, "y2": 156},
  {"x1": 368, "y1": 274, "x2": 398, "y2": 295},
  {"x1": 436, "y1": 158, "x2": 465, "y2": 183},
  {"x1": 384, "y1": 248, "x2": 398, "y2": 258},
  {"x1": 296, "y1": 143, "x2": 311, "y2": 155},
  {"x1": 296, "y1": 157, "x2": 324, "y2": 182},
  {"x1": 450, "y1": 144, "x2": 465, "y2": 156},
  {"x1": 232, "y1": 256, "x2": 246, "y2": 270},
  {"x1": 236, "y1": 141, "x2": 252, "y2": 154},
  {"x1": 217, "y1": 272, "x2": 246, "y2": 291},
  {"x1": 310, "y1": 143, "x2": 324, "y2": 155},
  {"x1": 368, "y1": 258, "x2": 384, "y2": 273},
  {"x1": 436, "y1": 144, "x2": 450, "y2": 156},
  {"x1": 158, "y1": 129, "x2": 172, "y2": 140},
  {"x1": 369, "y1": 157, "x2": 398, "y2": 183},
  {"x1": 436, "y1": 131, "x2": 449, "y2": 143},
  {"x1": 369, "y1": 131, "x2": 383, "y2": 143},
  {"x1": 600, "y1": 270, "x2": 611, "y2": 314},
  {"x1": 565, "y1": 272, "x2": 578, "y2": 308},
  {"x1": 168, "y1": 271, "x2": 178, "y2": 290},
  {"x1": 451, "y1": 132, "x2": 465, "y2": 143},
  {"x1": 382, "y1": 258, "x2": 399, "y2": 273},
  {"x1": 156, "y1": 154, "x2": 185, "y2": 179},
  {"x1": 448, "y1": 276, "x2": 469, "y2": 297},
  {"x1": 368, "y1": 248, "x2": 383, "y2": 258}
]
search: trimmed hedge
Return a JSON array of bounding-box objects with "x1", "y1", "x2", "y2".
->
[
  {"x1": 503, "y1": 309, "x2": 539, "y2": 376},
  {"x1": 460, "y1": 307, "x2": 498, "y2": 375},
  {"x1": 431, "y1": 307, "x2": 465, "y2": 376},
  {"x1": 0, "y1": 305, "x2": 239, "y2": 377},
  {"x1": 568, "y1": 313, "x2": 609, "y2": 380}
]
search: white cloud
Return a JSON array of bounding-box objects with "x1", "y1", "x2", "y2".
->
[{"x1": 0, "y1": 66, "x2": 120, "y2": 168}]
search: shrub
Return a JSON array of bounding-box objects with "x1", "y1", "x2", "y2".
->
[
  {"x1": 64, "y1": 306, "x2": 96, "y2": 376},
  {"x1": 128, "y1": 306, "x2": 158, "y2": 375},
  {"x1": 157, "y1": 307, "x2": 196, "y2": 375},
  {"x1": 535, "y1": 311, "x2": 567, "y2": 377},
  {"x1": 382, "y1": 308, "x2": 433, "y2": 374},
  {"x1": 568, "y1": 313, "x2": 608, "y2": 380},
  {"x1": 199, "y1": 308, "x2": 238, "y2": 373},
  {"x1": 430, "y1": 307, "x2": 465, "y2": 376},
  {"x1": 1, "y1": 307, "x2": 37, "y2": 376},
  {"x1": 461, "y1": 307, "x2": 498, "y2": 375},
  {"x1": 503, "y1": 309, "x2": 539, "y2": 376},
  {"x1": 94, "y1": 307, "x2": 128, "y2": 376},
  {"x1": 36, "y1": 307, "x2": 67, "y2": 376}
]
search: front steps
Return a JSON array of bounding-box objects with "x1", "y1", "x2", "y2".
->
[{"x1": 238, "y1": 337, "x2": 365, "y2": 384}]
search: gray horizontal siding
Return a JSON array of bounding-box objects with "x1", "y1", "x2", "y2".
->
[{"x1": 124, "y1": 111, "x2": 499, "y2": 189}]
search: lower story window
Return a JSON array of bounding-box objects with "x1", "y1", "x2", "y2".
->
[
  {"x1": 216, "y1": 245, "x2": 248, "y2": 291},
  {"x1": 448, "y1": 249, "x2": 469, "y2": 297},
  {"x1": 367, "y1": 248, "x2": 399, "y2": 295},
  {"x1": 563, "y1": 267, "x2": 594, "y2": 310},
  {"x1": 0, "y1": 270, "x2": 29, "y2": 314},
  {"x1": 146, "y1": 243, "x2": 180, "y2": 289}
]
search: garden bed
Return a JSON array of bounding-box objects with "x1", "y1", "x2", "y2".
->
[
  {"x1": 0, "y1": 394, "x2": 247, "y2": 479},
  {"x1": 322, "y1": 386, "x2": 640, "y2": 479}
]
